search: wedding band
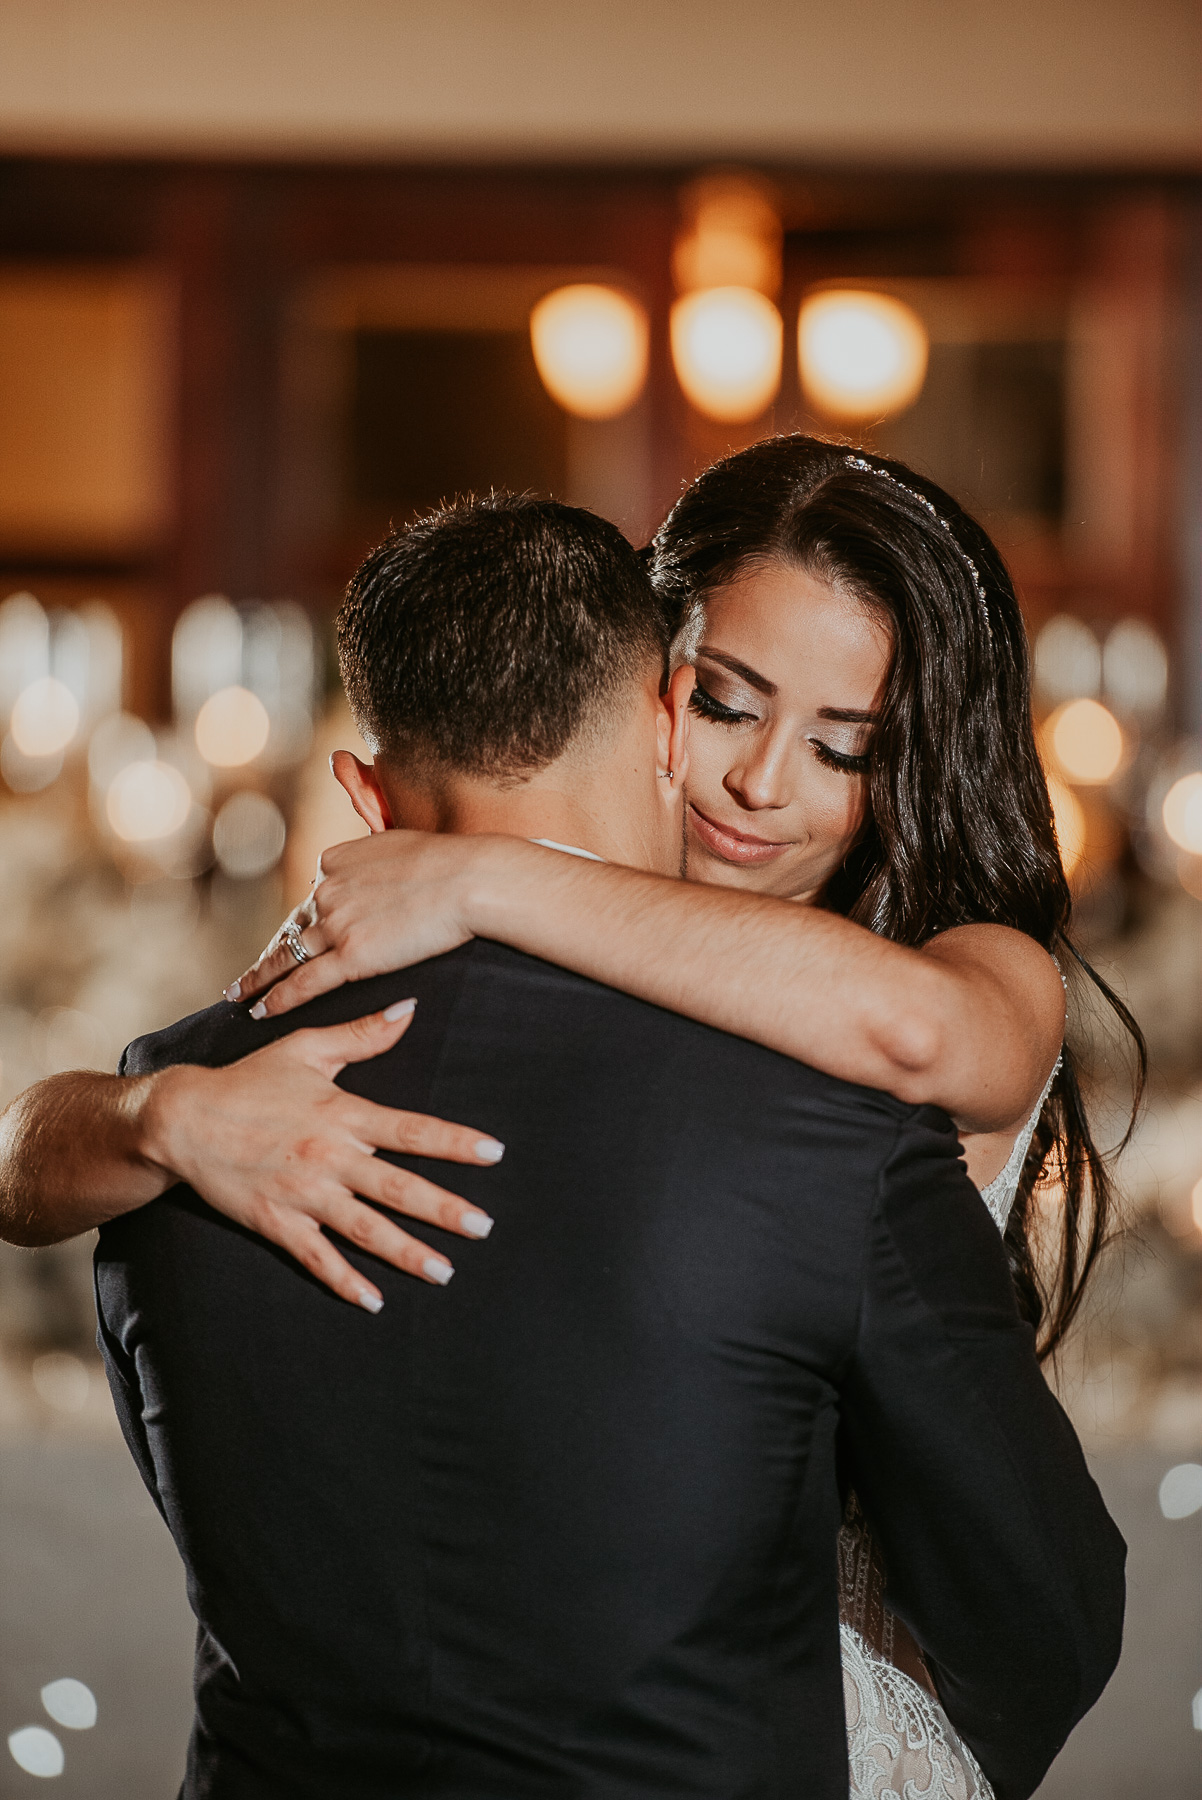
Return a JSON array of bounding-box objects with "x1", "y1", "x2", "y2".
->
[{"x1": 282, "y1": 921, "x2": 312, "y2": 966}]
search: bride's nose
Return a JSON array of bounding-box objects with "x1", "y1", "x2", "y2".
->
[{"x1": 724, "y1": 729, "x2": 794, "y2": 811}]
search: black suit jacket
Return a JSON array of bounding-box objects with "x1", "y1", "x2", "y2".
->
[{"x1": 95, "y1": 940, "x2": 1124, "y2": 1800}]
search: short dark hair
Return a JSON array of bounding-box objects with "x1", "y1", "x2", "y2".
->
[{"x1": 338, "y1": 493, "x2": 665, "y2": 780}]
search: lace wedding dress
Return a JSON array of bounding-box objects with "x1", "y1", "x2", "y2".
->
[{"x1": 838, "y1": 1057, "x2": 1060, "y2": 1800}]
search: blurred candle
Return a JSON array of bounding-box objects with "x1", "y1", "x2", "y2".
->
[
  {"x1": 195, "y1": 685, "x2": 270, "y2": 768},
  {"x1": 1047, "y1": 698, "x2": 1123, "y2": 785}
]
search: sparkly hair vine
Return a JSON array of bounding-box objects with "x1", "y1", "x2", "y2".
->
[{"x1": 844, "y1": 454, "x2": 990, "y2": 625}]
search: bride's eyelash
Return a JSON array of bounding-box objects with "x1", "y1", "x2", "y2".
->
[
  {"x1": 690, "y1": 681, "x2": 757, "y2": 726},
  {"x1": 811, "y1": 739, "x2": 870, "y2": 776}
]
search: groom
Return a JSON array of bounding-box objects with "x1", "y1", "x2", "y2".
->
[{"x1": 96, "y1": 495, "x2": 1123, "y2": 1800}]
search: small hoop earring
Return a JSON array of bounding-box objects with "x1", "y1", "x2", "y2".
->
[{"x1": 658, "y1": 769, "x2": 674, "y2": 781}]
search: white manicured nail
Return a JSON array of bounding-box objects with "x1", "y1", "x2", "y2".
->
[
  {"x1": 462, "y1": 1211, "x2": 494, "y2": 1239},
  {"x1": 224, "y1": 981, "x2": 241, "y2": 1002},
  {"x1": 357, "y1": 1290, "x2": 384, "y2": 1314},
  {"x1": 249, "y1": 1001, "x2": 267, "y2": 1020},
  {"x1": 383, "y1": 998, "x2": 417, "y2": 1022},
  {"x1": 475, "y1": 1138, "x2": 505, "y2": 1163},
  {"x1": 424, "y1": 1258, "x2": 453, "y2": 1285}
]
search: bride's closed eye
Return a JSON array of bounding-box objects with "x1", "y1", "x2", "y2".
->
[
  {"x1": 690, "y1": 680, "x2": 758, "y2": 726},
  {"x1": 810, "y1": 739, "x2": 871, "y2": 776}
]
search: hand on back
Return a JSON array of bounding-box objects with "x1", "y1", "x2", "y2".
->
[{"x1": 147, "y1": 1001, "x2": 503, "y2": 1310}]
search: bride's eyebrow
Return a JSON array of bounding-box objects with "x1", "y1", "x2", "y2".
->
[
  {"x1": 696, "y1": 648, "x2": 776, "y2": 696},
  {"x1": 816, "y1": 706, "x2": 879, "y2": 725}
]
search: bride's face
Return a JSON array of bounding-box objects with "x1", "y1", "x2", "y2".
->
[{"x1": 682, "y1": 560, "x2": 891, "y2": 902}]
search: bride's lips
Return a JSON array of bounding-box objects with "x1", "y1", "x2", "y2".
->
[{"x1": 688, "y1": 803, "x2": 794, "y2": 866}]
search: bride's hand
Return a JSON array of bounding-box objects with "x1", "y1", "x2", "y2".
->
[
  {"x1": 229, "y1": 831, "x2": 518, "y2": 1019},
  {"x1": 144, "y1": 1002, "x2": 503, "y2": 1310}
]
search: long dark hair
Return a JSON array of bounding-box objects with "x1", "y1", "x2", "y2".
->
[{"x1": 650, "y1": 433, "x2": 1146, "y2": 1358}]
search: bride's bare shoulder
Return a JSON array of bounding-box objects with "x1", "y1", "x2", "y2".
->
[{"x1": 923, "y1": 922, "x2": 1065, "y2": 1052}]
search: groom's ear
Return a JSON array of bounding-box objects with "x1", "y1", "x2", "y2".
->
[
  {"x1": 658, "y1": 663, "x2": 695, "y2": 789},
  {"x1": 330, "y1": 750, "x2": 394, "y2": 833}
]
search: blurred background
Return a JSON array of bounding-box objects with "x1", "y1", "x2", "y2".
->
[{"x1": 0, "y1": 2, "x2": 1199, "y2": 1794}]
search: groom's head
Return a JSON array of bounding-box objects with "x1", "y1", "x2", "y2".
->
[{"x1": 333, "y1": 494, "x2": 693, "y2": 871}]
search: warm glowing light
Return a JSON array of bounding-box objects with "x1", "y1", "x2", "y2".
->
[
  {"x1": 670, "y1": 287, "x2": 782, "y2": 422},
  {"x1": 195, "y1": 685, "x2": 270, "y2": 767},
  {"x1": 799, "y1": 290, "x2": 928, "y2": 421},
  {"x1": 106, "y1": 760, "x2": 192, "y2": 842},
  {"x1": 1047, "y1": 698, "x2": 1123, "y2": 785},
  {"x1": 1163, "y1": 773, "x2": 1202, "y2": 854},
  {"x1": 1047, "y1": 773, "x2": 1086, "y2": 876},
  {"x1": 10, "y1": 677, "x2": 79, "y2": 758},
  {"x1": 88, "y1": 711, "x2": 155, "y2": 790},
  {"x1": 529, "y1": 285, "x2": 649, "y2": 420},
  {"x1": 672, "y1": 174, "x2": 783, "y2": 297}
]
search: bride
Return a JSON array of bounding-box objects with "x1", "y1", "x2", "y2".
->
[{"x1": 1, "y1": 436, "x2": 1143, "y2": 1797}]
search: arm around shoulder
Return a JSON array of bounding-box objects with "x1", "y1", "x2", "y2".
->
[{"x1": 0, "y1": 1067, "x2": 177, "y2": 1246}]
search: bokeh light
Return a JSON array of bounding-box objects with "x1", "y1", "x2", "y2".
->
[
  {"x1": 1047, "y1": 698, "x2": 1124, "y2": 785},
  {"x1": 1047, "y1": 772, "x2": 1087, "y2": 876},
  {"x1": 1162, "y1": 773, "x2": 1202, "y2": 854},
  {"x1": 0, "y1": 591, "x2": 50, "y2": 715},
  {"x1": 798, "y1": 290, "x2": 928, "y2": 420},
  {"x1": 10, "y1": 677, "x2": 79, "y2": 758},
  {"x1": 529, "y1": 285, "x2": 649, "y2": 420},
  {"x1": 7, "y1": 1726, "x2": 64, "y2": 1778},
  {"x1": 1103, "y1": 617, "x2": 1168, "y2": 718},
  {"x1": 105, "y1": 760, "x2": 192, "y2": 842},
  {"x1": 172, "y1": 595, "x2": 242, "y2": 722},
  {"x1": 670, "y1": 287, "x2": 782, "y2": 421},
  {"x1": 213, "y1": 790, "x2": 287, "y2": 879},
  {"x1": 1, "y1": 734, "x2": 62, "y2": 793},
  {"x1": 40, "y1": 1680, "x2": 96, "y2": 1732},
  {"x1": 672, "y1": 173, "x2": 782, "y2": 297},
  {"x1": 194, "y1": 685, "x2": 270, "y2": 768},
  {"x1": 1035, "y1": 614, "x2": 1102, "y2": 704},
  {"x1": 1158, "y1": 1462, "x2": 1202, "y2": 1519},
  {"x1": 87, "y1": 712, "x2": 156, "y2": 791}
]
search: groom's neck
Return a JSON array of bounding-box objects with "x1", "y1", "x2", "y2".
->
[{"x1": 376, "y1": 741, "x2": 676, "y2": 876}]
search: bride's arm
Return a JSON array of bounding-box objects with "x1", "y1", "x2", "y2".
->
[
  {"x1": 0, "y1": 1005, "x2": 504, "y2": 1307},
  {"x1": 235, "y1": 833, "x2": 1065, "y2": 1135}
]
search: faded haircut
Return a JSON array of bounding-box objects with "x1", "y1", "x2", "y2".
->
[{"x1": 337, "y1": 493, "x2": 667, "y2": 782}]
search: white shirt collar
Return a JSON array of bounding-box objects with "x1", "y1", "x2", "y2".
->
[{"x1": 531, "y1": 838, "x2": 605, "y2": 862}]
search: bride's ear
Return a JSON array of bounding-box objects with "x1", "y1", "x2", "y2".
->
[
  {"x1": 658, "y1": 663, "x2": 695, "y2": 788},
  {"x1": 331, "y1": 750, "x2": 394, "y2": 833}
]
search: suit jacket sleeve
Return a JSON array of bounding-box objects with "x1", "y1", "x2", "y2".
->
[{"x1": 839, "y1": 1106, "x2": 1125, "y2": 1800}]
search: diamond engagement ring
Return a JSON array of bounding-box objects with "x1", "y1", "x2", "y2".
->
[{"x1": 281, "y1": 921, "x2": 312, "y2": 965}]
